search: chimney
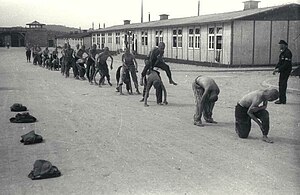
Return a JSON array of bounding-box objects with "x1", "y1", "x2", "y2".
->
[
  {"x1": 198, "y1": 0, "x2": 200, "y2": 16},
  {"x1": 103, "y1": 23, "x2": 106, "y2": 28},
  {"x1": 141, "y1": 0, "x2": 143, "y2": 23},
  {"x1": 148, "y1": 12, "x2": 151, "y2": 22},
  {"x1": 92, "y1": 22, "x2": 94, "y2": 30},
  {"x1": 124, "y1": 20, "x2": 131, "y2": 25},
  {"x1": 99, "y1": 23, "x2": 101, "y2": 29},
  {"x1": 243, "y1": 0, "x2": 260, "y2": 10},
  {"x1": 159, "y1": 14, "x2": 169, "y2": 20}
]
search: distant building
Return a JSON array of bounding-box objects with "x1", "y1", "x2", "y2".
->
[
  {"x1": 0, "y1": 21, "x2": 67, "y2": 47},
  {"x1": 91, "y1": 2, "x2": 300, "y2": 66},
  {"x1": 26, "y1": 20, "x2": 45, "y2": 29},
  {"x1": 55, "y1": 31, "x2": 92, "y2": 49}
]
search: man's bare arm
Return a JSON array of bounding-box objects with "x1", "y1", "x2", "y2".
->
[
  {"x1": 247, "y1": 102, "x2": 263, "y2": 129},
  {"x1": 133, "y1": 57, "x2": 138, "y2": 72},
  {"x1": 109, "y1": 55, "x2": 113, "y2": 69}
]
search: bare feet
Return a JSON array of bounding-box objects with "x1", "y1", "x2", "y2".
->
[
  {"x1": 205, "y1": 119, "x2": 218, "y2": 124},
  {"x1": 169, "y1": 80, "x2": 177, "y2": 85},
  {"x1": 144, "y1": 103, "x2": 149, "y2": 107},
  {"x1": 262, "y1": 135, "x2": 273, "y2": 143},
  {"x1": 194, "y1": 121, "x2": 204, "y2": 127}
]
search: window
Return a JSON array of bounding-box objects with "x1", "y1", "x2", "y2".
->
[
  {"x1": 216, "y1": 36, "x2": 222, "y2": 49},
  {"x1": 216, "y1": 27, "x2": 223, "y2": 49},
  {"x1": 172, "y1": 30, "x2": 177, "y2": 47},
  {"x1": 141, "y1": 31, "x2": 148, "y2": 46},
  {"x1": 172, "y1": 29, "x2": 182, "y2": 48},
  {"x1": 208, "y1": 27, "x2": 215, "y2": 50},
  {"x1": 159, "y1": 31, "x2": 163, "y2": 43},
  {"x1": 107, "y1": 33, "x2": 112, "y2": 43},
  {"x1": 195, "y1": 28, "x2": 200, "y2": 49},
  {"x1": 92, "y1": 34, "x2": 96, "y2": 44},
  {"x1": 177, "y1": 29, "x2": 182, "y2": 48},
  {"x1": 208, "y1": 27, "x2": 222, "y2": 50},
  {"x1": 155, "y1": 30, "x2": 163, "y2": 46},
  {"x1": 141, "y1": 31, "x2": 144, "y2": 45},
  {"x1": 155, "y1": 31, "x2": 159, "y2": 46},
  {"x1": 188, "y1": 29, "x2": 194, "y2": 48},
  {"x1": 97, "y1": 33, "x2": 100, "y2": 45},
  {"x1": 101, "y1": 33, "x2": 105, "y2": 45},
  {"x1": 145, "y1": 32, "x2": 148, "y2": 46},
  {"x1": 116, "y1": 33, "x2": 120, "y2": 45}
]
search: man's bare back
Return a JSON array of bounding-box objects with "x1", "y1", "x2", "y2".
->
[
  {"x1": 238, "y1": 90, "x2": 264, "y2": 108},
  {"x1": 236, "y1": 89, "x2": 279, "y2": 143},
  {"x1": 195, "y1": 76, "x2": 219, "y2": 92}
]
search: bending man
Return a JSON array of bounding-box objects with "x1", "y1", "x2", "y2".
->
[
  {"x1": 192, "y1": 76, "x2": 220, "y2": 127},
  {"x1": 235, "y1": 89, "x2": 279, "y2": 143}
]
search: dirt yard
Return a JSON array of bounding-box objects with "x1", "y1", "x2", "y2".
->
[{"x1": 0, "y1": 48, "x2": 299, "y2": 195}]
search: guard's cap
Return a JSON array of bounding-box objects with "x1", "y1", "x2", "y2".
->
[{"x1": 279, "y1": 40, "x2": 288, "y2": 45}]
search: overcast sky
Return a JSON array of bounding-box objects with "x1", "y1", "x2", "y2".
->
[{"x1": 0, "y1": 0, "x2": 297, "y2": 29}]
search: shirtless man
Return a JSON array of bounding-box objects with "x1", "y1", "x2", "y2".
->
[
  {"x1": 33, "y1": 45, "x2": 42, "y2": 65},
  {"x1": 144, "y1": 70, "x2": 167, "y2": 107},
  {"x1": 96, "y1": 47, "x2": 113, "y2": 87},
  {"x1": 73, "y1": 44, "x2": 81, "y2": 79},
  {"x1": 121, "y1": 48, "x2": 140, "y2": 94},
  {"x1": 25, "y1": 43, "x2": 31, "y2": 62},
  {"x1": 86, "y1": 44, "x2": 98, "y2": 84},
  {"x1": 60, "y1": 43, "x2": 68, "y2": 75},
  {"x1": 75, "y1": 45, "x2": 88, "y2": 80},
  {"x1": 141, "y1": 42, "x2": 177, "y2": 86},
  {"x1": 235, "y1": 89, "x2": 279, "y2": 143},
  {"x1": 64, "y1": 44, "x2": 75, "y2": 78},
  {"x1": 42, "y1": 47, "x2": 50, "y2": 66},
  {"x1": 192, "y1": 76, "x2": 220, "y2": 127}
]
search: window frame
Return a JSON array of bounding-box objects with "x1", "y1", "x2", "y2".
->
[
  {"x1": 188, "y1": 28, "x2": 194, "y2": 49},
  {"x1": 208, "y1": 27, "x2": 215, "y2": 50}
]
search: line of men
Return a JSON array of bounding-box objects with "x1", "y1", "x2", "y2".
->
[
  {"x1": 193, "y1": 40, "x2": 293, "y2": 144},
  {"x1": 25, "y1": 41, "x2": 177, "y2": 106},
  {"x1": 25, "y1": 44, "x2": 60, "y2": 70},
  {"x1": 58, "y1": 42, "x2": 177, "y2": 107},
  {"x1": 25, "y1": 39, "x2": 293, "y2": 144}
]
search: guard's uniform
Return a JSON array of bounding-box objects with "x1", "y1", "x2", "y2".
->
[{"x1": 276, "y1": 48, "x2": 292, "y2": 103}]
